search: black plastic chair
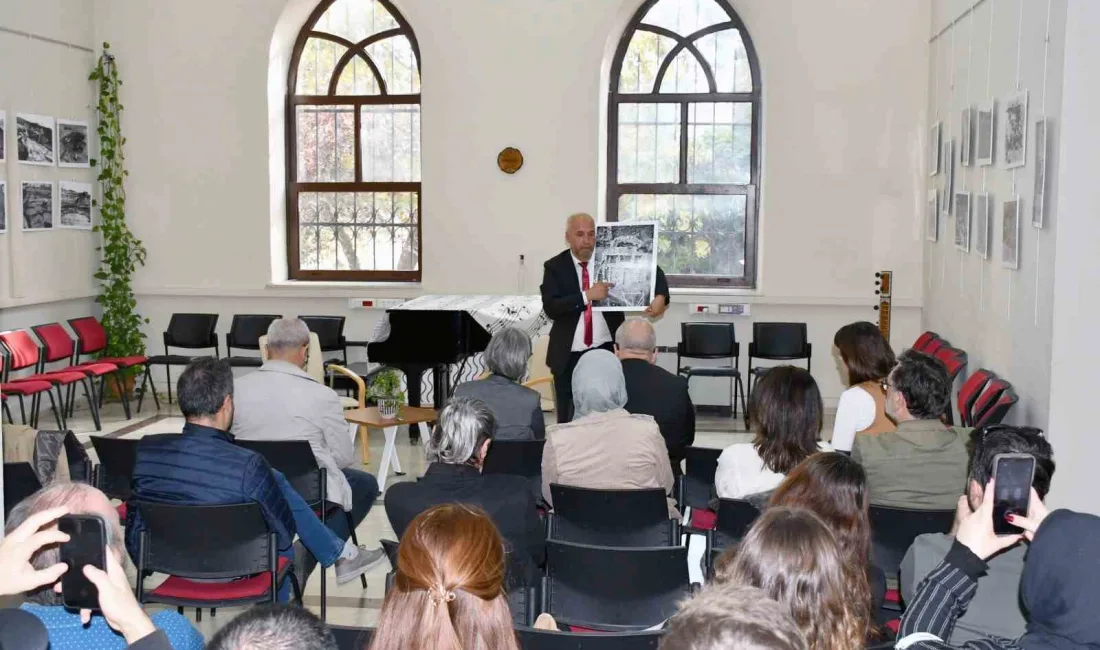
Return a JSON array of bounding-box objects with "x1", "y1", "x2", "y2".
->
[
  {"x1": 301, "y1": 315, "x2": 348, "y2": 366},
  {"x1": 549, "y1": 485, "x2": 679, "y2": 547},
  {"x1": 139, "y1": 313, "x2": 220, "y2": 409},
  {"x1": 226, "y1": 314, "x2": 282, "y2": 368},
  {"x1": 868, "y1": 505, "x2": 955, "y2": 579},
  {"x1": 0, "y1": 608, "x2": 50, "y2": 650},
  {"x1": 747, "y1": 322, "x2": 811, "y2": 395},
  {"x1": 706, "y1": 498, "x2": 761, "y2": 575},
  {"x1": 677, "y1": 322, "x2": 745, "y2": 419},
  {"x1": 329, "y1": 626, "x2": 374, "y2": 650},
  {"x1": 3, "y1": 463, "x2": 42, "y2": 518},
  {"x1": 516, "y1": 627, "x2": 663, "y2": 650},
  {"x1": 91, "y1": 436, "x2": 142, "y2": 501},
  {"x1": 134, "y1": 501, "x2": 301, "y2": 613},
  {"x1": 483, "y1": 439, "x2": 546, "y2": 478},
  {"x1": 676, "y1": 446, "x2": 721, "y2": 512},
  {"x1": 541, "y1": 541, "x2": 691, "y2": 631}
]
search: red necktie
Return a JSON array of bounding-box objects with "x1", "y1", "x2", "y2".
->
[{"x1": 580, "y1": 261, "x2": 593, "y2": 347}]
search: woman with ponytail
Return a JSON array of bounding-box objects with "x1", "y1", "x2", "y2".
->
[{"x1": 368, "y1": 504, "x2": 520, "y2": 650}]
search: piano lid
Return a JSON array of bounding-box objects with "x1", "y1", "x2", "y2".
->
[{"x1": 392, "y1": 295, "x2": 549, "y2": 339}]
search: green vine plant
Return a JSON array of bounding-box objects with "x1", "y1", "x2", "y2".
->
[
  {"x1": 368, "y1": 368, "x2": 406, "y2": 403},
  {"x1": 89, "y1": 43, "x2": 149, "y2": 382}
]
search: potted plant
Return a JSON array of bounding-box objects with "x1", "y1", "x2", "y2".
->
[{"x1": 369, "y1": 369, "x2": 405, "y2": 419}]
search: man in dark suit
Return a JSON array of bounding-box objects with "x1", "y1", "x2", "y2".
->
[
  {"x1": 616, "y1": 317, "x2": 695, "y2": 477},
  {"x1": 540, "y1": 212, "x2": 670, "y2": 423}
]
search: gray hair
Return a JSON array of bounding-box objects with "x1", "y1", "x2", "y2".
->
[
  {"x1": 484, "y1": 327, "x2": 532, "y2": 381},
  {"x1": 4, "y1": 482, "x2": 123, "y2": 605},
  {"x1": 660, "y1": 584, "x2": 808, "y2": 650},
  {"x1": 208, "y1": 604, "x2": 337, "y2": 650},
  {"x1": 426, "y1": 397, "x2": 496, "y2": 465},
  {"x1": 266, "y1": 318, "x2": 311, "y2": 352},
  {"x1": 571, "y1": 349, "x2": 628, "y2": 418},
  {"x1": 615, "y1": 317, "x2": 657, "y2": 352}
]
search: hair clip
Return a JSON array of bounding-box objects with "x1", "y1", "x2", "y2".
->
[{"x1": 428, "y1": 585, "x2": 456, "y2": 606}]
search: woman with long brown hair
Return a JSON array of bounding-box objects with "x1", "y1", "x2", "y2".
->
[
  {"x1": 368, "y1": 504, "x2": 519, "y2": 650},
  {"x1": 715, "y1": 507, "x2": 871, "y2": 650},
  {"x1": 831, "y1": 321, "x2": 897, "y2": 451}
]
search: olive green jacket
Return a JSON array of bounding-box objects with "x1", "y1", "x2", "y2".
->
[{"x1": 853, "y1": 419, "x2": 970, "y2": 510}]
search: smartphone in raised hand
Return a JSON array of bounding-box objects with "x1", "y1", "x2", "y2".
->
[
  {"x1": 58, "y1": 514, "x2": 108, "y2": 610},
  {"x1": 991, "y1": 453, "x2": 1036, "y2": 535}
]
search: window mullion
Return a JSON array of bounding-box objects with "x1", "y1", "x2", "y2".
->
[{"x1": 679, "y1": 102, "x2": 688, "y2": 185}]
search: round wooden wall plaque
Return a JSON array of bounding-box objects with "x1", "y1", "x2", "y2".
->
[{"x1": 497, "y1": 147, "x2": 524, "y2": 174}]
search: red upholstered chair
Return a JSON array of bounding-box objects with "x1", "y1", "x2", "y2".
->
[
  {"x1": 971, "y1": 378, "x2": 1010, "y2": 428},
  {"x1": 32, "y1": 323, "x2": 130, "y2": 421},
  {"x1": 932, "y1": 347, "x2": 968, "y2": 425},
  {"x1": 68, "y1": 317, "x2": 158, "y2": 412},
  {"x1": 0, "y1": 330, "x2": 102, "y2": 430},
  {"x1": 957, "y1": 369, "x2": 995, "y2": 427},
  {"x1": 1, "y1": 373, "x2": 64, "y2": 429},
  {"x1": 912, "y1": 331, "x2": 940, "y2": 353},
  {"x1": 974, "y1": 386, "x2": 1018, "y2": 428},
  {"x1": 924, "y1": 337, "x2": 948, "y2": 354}
]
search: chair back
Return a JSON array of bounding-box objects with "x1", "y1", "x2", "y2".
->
[
  {"x1": 3, "y1": 463, "x2": 43, "y2": 518},
  {"x1": 912, "y1": 331, "x2": 940, "y2": 353},
  {"x1": 549, "y1": 485, "x2": 675, "y2": 547},
  {"x1": 259, "y1": 333, "x2": 324, "y2": 382},
  {"x1": 135, "y1": 501, "x2": 275, "y2": 580},
  {"x1": 0, "y1": 608, "x2": 50, "y2": 650},
  {"x1": 971, "y1": 378, "x2": 1010, "y2": 426},
  {"x1": 713, "y1": 498, "x2": 760, "y2": 548},
  {"x1": 68, "y1": 317, "x2": 109, "y2": 356},
  {"x1": 924, "y1": 337, "x2": 948, "y2": 354},
  {"x1": 300, "y1": 316, "x2": 347, "y2": 353},
  {"x1": 234, "y1": 440, "x2": 324, "y2": 506},
  {"x1": 29, "y1": 323, "x2": 76, "y2": 364},
  {"x1": 868, "y1": 505, "x2": 954, "y2": 577},
  {"x1": 0, "y1": 331, "x2": 42, "y2": 373},
  {"x1": 380, "y1": 539, "x2": 400, "y2": 569},
  {"x1": 516, "y1": 627, "x2": 663, "y2": 650},
  {"x1": 227, "y1": 314, "x2": 282, "y2": 351},
  {"x1": 91, "y1": 436, "x2": 141, "y2": 501},
  {"x1": 164, "y1": 313, "x2": 219, "y2": 350},
  {"x1": 750, "y1": 322, "x2": 810, "y2": 359},
  {"x1": 483, "y1": 439, "x2": 545, "y2": 478},
  {"x1": 678, "y1": 446, "x2": 721, "y2": 511},
  {"x1": 329, "y1": 626, "x2": 374, "y2": 650},
  {"x1": 934, "y1": 346, "x2": 968, "y2": 381},
  {"x1": 544, "y1": 541, "x2": 690, "y2": 631},
  {"x1": 958, "y1": 369, "x2": 994, "y2": 426},
  {"x1": 975, "y1": 387, "x2": 1018, "y2": 428},
  {"x1": 679, "y1": 322, "x2": 737, "y2": 359}
]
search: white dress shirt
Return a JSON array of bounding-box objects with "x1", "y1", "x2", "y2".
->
[
  {"x1": 715, "y1": 440, "x2": 833, "y2": 499},
  {"x1": 570, "y1": 253, "x2": 612, "y2": 352},
  {"x1": 830, "y1": 385, "x2": 878, "y2": 452}
]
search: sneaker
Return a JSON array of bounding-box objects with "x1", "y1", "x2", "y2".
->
[{"x1": 335, "y1": 546, "x2": 387, "y2": 585}]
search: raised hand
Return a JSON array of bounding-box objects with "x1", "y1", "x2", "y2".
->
[
  {"x1": 0, "y1": 506, "x2": 71, "y2": 597},
  {"x1": 955, "y1": 479, "x2": 1023, "y2": 560}
]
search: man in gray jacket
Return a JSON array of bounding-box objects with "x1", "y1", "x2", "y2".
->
[{"x1": 232, "y1": 318, "x2": 380, "y2": 542}]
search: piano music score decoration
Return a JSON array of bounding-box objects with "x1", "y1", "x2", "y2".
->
[{"x1": 873, "y1": 271, "x2": 892, "y2": 344}]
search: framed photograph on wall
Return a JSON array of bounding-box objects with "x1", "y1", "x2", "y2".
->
[
  {"x1": 1002, "y1": 197, "x2": 1021, "y2": 270},
  {"x1": 929, "y1": 122, "x2": 941, "y2": 176},
  {"x1": 961, "y1": 107, "x2": 973, "y2": 167},
  {"x1": 1033, "y1": 117, "x2": 1050, "y2": 228},
  {"x1": 0, "y1": 111, "x2": 6, "y2": 163},
  {"x1": 942, "y1": 140, "x2": 955, "y2": 216},
  {"x1": 974, "y1": 193, "x2": 991, "y2": 259},
  {"x1": 59, "y1": 181, "x2": 93, "y2": 230},
  {"x1": 592, "y1": 221, "x2": 658, "y2": 311},
  {"x1": 977, "y1": 102, "x2": 995, "y2": 166},
  {"x1": 926, "y1": 190, "x2": 939, "y2": 242},
  {"x1": 16, "y1": 114, "x2": 55, "y2": 166},
  {"x1": 954, "y1": 192, "x2": 971, "y2": 252},
  {"x1": 0, "y1": 181, "x2": 7, "y2": 233},
  {"x1": 1003, "y1": 91, "x2": 1028, "y2": 169},
  {"x1": 57, "y1": 119, "x2": 91, "y2": 168},
  {"x1": 21, "y1": 181, "x2": 54, "y2": 230}
]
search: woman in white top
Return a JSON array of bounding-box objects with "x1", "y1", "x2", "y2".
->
[
  {"x1": 715, "y1": 366, "x2": 830, "y2": 499},
  {"x1": 830, "y1": 322, "x2": 897, "y2": 452}
]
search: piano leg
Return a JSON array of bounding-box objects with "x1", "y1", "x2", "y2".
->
[
  {"x1": 432, "y1": 364, "x2": 451, "y2": 409},
  {"x1": 403, "y1": 366, "x2": 427, "y2": 444}
]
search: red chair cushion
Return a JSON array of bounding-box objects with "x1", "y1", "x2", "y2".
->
[
  {"x1": 72, "y1": 362, "x2": 120, "y2": 376},
  {"x1": 116, "y1": 503, "x2": 127, "y2": 520},
  {"x1": 2, "y1": 380, "x2": 55, "y2": 394},
  {"x1": 567, "y1": 625, "x2": 606, "y2": 634},
  {"x1": 885, "y1": 619, "x2": 901, "y2": 634},
  {"x1": 29, "y1": 371, "x2": 87, "y2": 385},
  {"x1": 690, "y1": 508, "x2": 718, "y2": 530},
  {"x1": 885, "y1": 588, "x2": 900, "y2": 604},
  {"x1": 103, "y1": 355, "x2": 149, "y2": 367},
  {"x1": 150, "y1": 557, "x2": 290, "y2": 601}
]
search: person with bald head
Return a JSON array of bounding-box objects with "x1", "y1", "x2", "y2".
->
[{"x1": 540, "y1": 212, "x2": 670, "y2": 423}]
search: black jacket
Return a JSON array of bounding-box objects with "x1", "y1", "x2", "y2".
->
[
  {"x1": 621, "y1": 358, "x2": 694, "y2": 477},
  {"x1": 540, "y1": 249, "x2": 670, "y2": 374},
  {"x1": 384, "y1": 463, "x2": 546, "y2": 587}
]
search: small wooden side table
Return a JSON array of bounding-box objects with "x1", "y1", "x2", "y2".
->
[{"x1": 344, "y1": 406, "x2": 438, "y2": 491}]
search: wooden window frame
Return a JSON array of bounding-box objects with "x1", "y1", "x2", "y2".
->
[
  {"x1": 285, "y1": 0, "x2": 423, "y2": 282},
  {"x1": 607, "y1": 0, "x2": 762, "y2": 288}
]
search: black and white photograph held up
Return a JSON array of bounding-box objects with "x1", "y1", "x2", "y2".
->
[
  {"x1": 57, "y1": 119, "x2": 91, "y2": 168},
  {"x1": 592, "y1": 221, "x2": 658, "y2": 311},
  {"x1": 975, "y1": 193, "x2": 991, "y2": 260},
  {"x1": 928, "y1": 122, "x2": 941, "y2": 176},
  {"x1": 1033, "y1": 118, "x2": 1049, "y2": 228},
  {"x1": 0, "y1": 181, "x2": 7, "y2": 233},
  {"x1": 0, "y1": 111, "x2": 6, "y2": 163},
  {"x1": 59, "y1": 181, "x2": 93, "y2": 229},
  {"x1": 976, "y1": 103, "x2": 995, "y2": 166},
  {"x1": 21, "y1": 181, "x2": 54, "y2": 230},
  {"x1": 16, "y1": 114, "x2": 55, "y2": 166},
  {"x1": 1003, "y1": 91, "x2": 1028, "y2": 169},
  {"x1": 954, "y1": 192, "x2": 971, "y2": 253},
  {"x1": 926, "y1": 190, "x2": 938, "y2": 242},
  {"x1": 1002, "y1": 197, "x2": 1021, "y2": 270},
  {"x1": 961, "y1": 108, "x2": 973, "y2": 167}
]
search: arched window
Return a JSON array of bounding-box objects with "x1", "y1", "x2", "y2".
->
[
  {"x1": 608, "y1": 0, "x2": 760, "y2": 287},
  {"x1": 286, "y1": 0, "x2": 421, "y2": 281}
]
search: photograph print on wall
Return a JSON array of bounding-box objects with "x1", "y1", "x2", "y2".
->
[
  {"x1": 977, "y1": 102, "x2": 995, "y2": 166},
  {"x1": 59, "y1": 181, "x2": 93, "y2": 229},
  {"x1": 926, "y1": 190, "x2": 938, "y2": 242},
  {"x1": 955, "y1": 192, "x2": 971, "y2": 253},
  {"x1": 929, "y1": 122, "x2": 941, "y2": 176},
  {"x1": 0, "y1": 110, "x2": 5, "y2": 163},
  {"x1": 942, "y1": 139, "x2": 955, "y2": 216},
  {"x1": 961, "y1": 107, "x2": 973, "y2": 167},
  {"x1": 592, "y1": 221, "x2": 658, "y2": 311},
  {"x1": 975, "y1": 193, "x2": 991, "y2": 260},
  {"x1": 57, "y1": 119, "x2": 90, "y2": 168},
  {"x1": 1002, "y1": 197, "x2": 1021, "y2": 270},
  {"x1": 1033, "y1": 118, "x2": 1049, "y2": 228},
  {"x1": 1003, "y1": 91, "x2": 1028, "y2": 169},
  {"x1": 21, "y1": 181, "x2": 54, "y2": 230},
  {"x1": 0, "y1": 181, "x2": 6, "y2": 233},
  {"x1": 16, "y1": 114, "x2": 55, "y2": 166}
]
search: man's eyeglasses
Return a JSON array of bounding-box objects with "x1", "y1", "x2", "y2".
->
[{"x1": 880, "y1": 379, "x2": 892, "y2": 392}]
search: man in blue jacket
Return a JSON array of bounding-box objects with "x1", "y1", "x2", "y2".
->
[{"x1": 126, "y1": 358, "x2": 383, "y2": 594}]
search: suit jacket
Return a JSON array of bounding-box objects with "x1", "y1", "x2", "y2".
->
[
  {"x1": 232, "y1": 360, "x2": 357, "y2": 510},
  {"x1": 540, "y1": 249, "x2": 670, "y2": 374},
  {"x1": 453, "y1": 374, "x2": 545, "y2": 441},
  {"x1": 384, "y1": 463, "x2": 545, "y2": 586},
  {"x1": 621, "y1": 358, "x2": 694, "y2": 476},
  {"x1": 852, "y1": 419, "x2": 970, "y2": 510},
  {"x1": 126, "y1": 424, "x2": 296, "y2": 561}
]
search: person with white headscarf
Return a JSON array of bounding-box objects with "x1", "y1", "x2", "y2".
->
[{"x1": 540, "y1": 350, "x2": 678, "y2": 517}]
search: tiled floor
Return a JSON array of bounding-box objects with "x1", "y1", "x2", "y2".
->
[{"x1": 55, "y1": 401, "x2": 777, "y2": 638}]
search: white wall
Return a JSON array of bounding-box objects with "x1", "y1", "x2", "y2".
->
[{"x1": 921, "y1": 0, "x2": 1067, "y2": 429}]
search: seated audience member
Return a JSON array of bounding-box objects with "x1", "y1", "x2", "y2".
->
[
  {"x1": 232, "y1": 318, "x2": 380, "y2": 541},
  {"x1": 715, "y1": 507, "x2": 871, "y2": 650},
  {"x1": 384, "y1": 397, "x2": 545, "y2": 586},
  {"x1": 830, "y1": 321, "x2": 897, "y2": 451},
  {"x1": 853, "y1": 350, "x2": 969, "y2": 509},
  {"x1": 541, "y1": 349, "x2": 677, "y2": 517},
  {"x1": 769, "y1": 452, "x2": 885, "y2": 614},
  {"x1": 616, "y1": 317, "x2": 695, "y2": 477},
  {"x1": 128, "y1": 359, "x2": 382, "y2": 593},
  {"x1": 369, "y1": 504, "x2": 520, "y2": 650},
  {"x1": 207, "y1": 604, "x2": 336, "y2": 650},
  {"x1": 453, "y1": 327, "x2": 545, "y2": 441},
  {"x1": 715, "y1": 366, "x2": 831, "y2": 500},
  {"x1": 901, "y1": 425, "x2": 1055, "y2": 644},
  {"x1": 898, "y1": 487, "x2": 1100, "y2": 649},
  {"x1": 659, "y1": 584, "x2": 808, "y2": 650},
  {"x1": 3, "y1": 483, "x2": 202, "y2": 650}
]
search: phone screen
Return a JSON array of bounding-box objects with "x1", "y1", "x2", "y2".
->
[
  {"x1": 58, "y1": 515, "x2": 107, "y2": 611},
  {"x1": 992, "y1": 455, "x2": 1035, "y2": 535}
]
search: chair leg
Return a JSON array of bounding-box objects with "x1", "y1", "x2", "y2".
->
[
  {"x1": 137, "y1": 366, "x2": 151, "y2": 413},
  {"x1": 98, "y1": 375, "x2": 107, "y2": 409},
  {"x1": 82, "y1": 379, "x2": 102, "y2": 431},
  {"x1": 46, "y1": 389, "x2": 64, "y2": 430},
  {"x1": 196, "y1": 608, "x2": 201, "y2": 622},
  {"x1": 148, "y1": 366, "x2": 161, "y2": 410},
  {"x1": 211, "y1": 608, "x2": 216, "y2": 617},
  {"x1": 177, "y1": 607, "x2": 183, "y2": 615},
  {"x1": 2, "y1": 400, "x2": 12, "y2": 424},
  {"x1": 347, "y1": 511, "x2": 368, "y2": 589},
  {"x1": 738, "y1": 378, "x2": 748, "y2": 429},
  {"x1": 358, "y1": 424, "x2": 370, "y2": 466},
  {"x1": 112, "y1": 374, "x2": 132, "y2": 419},
  {"x1": 166, "y1": 365, "x2": 173, "y2": 405},
  {"x1": 17, "y1": 395, "x2": 28, "y2": 425}
]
